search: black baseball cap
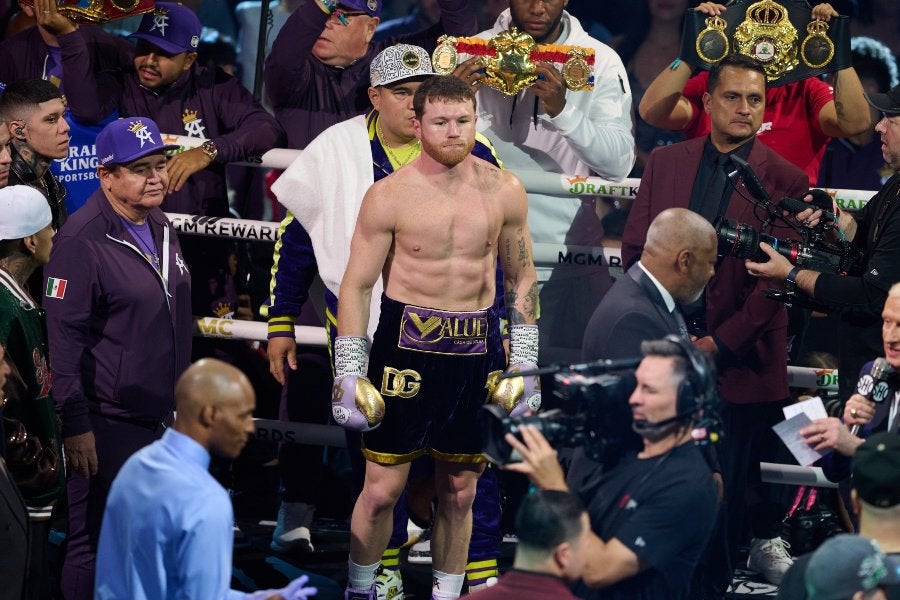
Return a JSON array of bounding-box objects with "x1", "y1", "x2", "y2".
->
[
  {"x1": 852, "y1": 432, "x2": 900, "y2": 508},
  {"x1": 865, "y1": 83, "x2": 900, "y2": 116}
]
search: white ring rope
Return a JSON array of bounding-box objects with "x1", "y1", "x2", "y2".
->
[{"x1": 172, "y1": 131, "x2": 855, "y2": 446}]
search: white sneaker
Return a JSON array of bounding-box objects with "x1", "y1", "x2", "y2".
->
[
  {"x1": 747, "y1": 536, "x2": 793, "y2": 585},
  {"x1": 375, "y1": 567, "x2": 404, "y2": 600},
  {"x1": 407, "y1": 534, "x2": 432, "y2": 565},
  {"x1": 270, "y1": 501, "x2": 315, "y2": 553}
]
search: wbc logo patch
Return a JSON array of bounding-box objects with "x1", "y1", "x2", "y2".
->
[{"x1": 46, "y1": 277, "x2": 67, "y2": 300}]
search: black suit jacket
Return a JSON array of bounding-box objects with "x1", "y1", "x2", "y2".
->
[
  {"x1": 622, "y1": 137, "x2": 808, "y2": 404},
  {"x1": 582, "y1": 264, "x2": 684, "y2": 361},
  {"x1": 0, "y1": 458, "x2": 29, "y2": 600},
  {"x1": 571, "y1": 264, "x2": 691, "y2": 491}
]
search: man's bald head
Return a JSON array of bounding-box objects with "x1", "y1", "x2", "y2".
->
[
  {"x1": 174, "y1": 358, "x2": 256, "y2": 459},
  {"x1": 642, "y1": 208, "x2": 718, "y2": 304}
]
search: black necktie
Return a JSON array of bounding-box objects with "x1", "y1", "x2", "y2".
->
[{"x1": 697, "y1": 153, "x2": 731, "y2": 223}]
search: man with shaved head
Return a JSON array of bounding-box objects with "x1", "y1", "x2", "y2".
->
[
  {"x1": 571, "y1": 208, "x2": 718, "y2": 490},
  {"x1": 582, "y1": 208, "x2": 717, "y2": 361},
  {"x1": 94, "y1": 359, "x2": 317, "y2": 600}
]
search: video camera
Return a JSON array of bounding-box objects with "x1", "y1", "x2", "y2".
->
[
  {"x1": 481, "y1": 360, "x2": 639, "y2": 468},
  {"x1": 714, "y1": 156, "x2": 863, "y2": 307}
]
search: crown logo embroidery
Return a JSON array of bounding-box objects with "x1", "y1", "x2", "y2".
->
[
  {"x1": 182, "y1": 108, "x2": 200, "y2": 124},
  {"x1": 153, "y1": 6, "x2": 168, "y2": 16},
  {"x1": 181, "y1": 108, "x2": 207, "y2": 138},
  {"x1": 128, "y1": 120, "x2": 155, "y2": 147}
]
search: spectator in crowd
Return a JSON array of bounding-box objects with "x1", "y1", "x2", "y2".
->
[
  {"x1": 264, "y1": 0, "x2": 476, "y2": 150},
  {"x1": 505, "y1": 337, "x2": 719, "y2": 599},
  {"x1": 778, "y1": 432, "x2": 900, "y2": 599},
  {"x1": 611, "y1": 0, "x2": 698, "y2": 176},
  {"x1": 467, "y1": 490, "x2": 590, "y2": 600},
  {"x1": 337, "y1": 75, "x2": 538, "y2": 600},
  {"x1": 0, "y1": 116, "x2": 12, "y2": 187},
  {"x1": 268, "y1": 45, "x2": 505, "y2": 594},
  {"x1": 0, "y1": 185, "x2": 62, "y2": 600},
  {"x1": 623, "y1": 53, "x2": 809, "y2": 590},
  {"x1": 640, "y1": 2, "x2": 869, "y2": 184},
  {"x1": 44, "y1": 117, "x2": 192, "y2": 600},
  {"x1": 747, "y1": 81, "x2": 900, "y2": 402},
  {"x1": 0, "y1": 0, "x2": 132, "y2": 213},
  {"x1": 94, "y1": 358, "x2": 318, "y2": 600},
  {"x1": 818, "y1": 36, "x2": 899, "y2": 190},
  {"x1": 0, "y1": 345, "x2": 28, "y2": 600},
  {"x1": 0, "y1": 78, "x2": 69, "y2": 230},
  {"x1": 462, "y1": 0, "x2": 635, "y2": 365}
]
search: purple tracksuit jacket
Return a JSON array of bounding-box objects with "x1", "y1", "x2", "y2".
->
[{"x1": 44, "y1": 188, "x2": 193, "y2": 438}]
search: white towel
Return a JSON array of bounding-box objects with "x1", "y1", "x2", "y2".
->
[{"x1": 273, "y1": 115, "x2": 384, "y2": 342}]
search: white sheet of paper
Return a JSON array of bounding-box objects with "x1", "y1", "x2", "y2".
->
[
  {"x1": 772, "y1": 412, "x2": 823, "y2": 466},
  {"x1": 783, "y1": 396, "x2": 829, "y2": 422}
]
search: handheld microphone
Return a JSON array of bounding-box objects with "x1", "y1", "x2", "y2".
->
[{"x1": 849, "y1": 358, "x2": 894, "y2": 436}]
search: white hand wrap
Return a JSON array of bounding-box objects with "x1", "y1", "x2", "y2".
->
[
  {"x1": 334, "y1": 336, "x2": 368, "y2": 377},
  {"x1": 509, "y1": 324, "x2": 539, "y2": 364}
]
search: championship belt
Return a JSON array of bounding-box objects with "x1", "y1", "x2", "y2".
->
[
  {"x1": 21, "y1": 0, "x2": 155, "y2": 23},
  {"x1": 680, "y1": 0, "x2": 850, "y2": 86},
  {"x1": 432, "y1": 28, "x2": 595, "y2": 96}
]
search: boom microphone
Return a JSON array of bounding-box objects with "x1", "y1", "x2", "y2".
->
[
  {"x1": 730, "y1": 155, "x2": 771, "y2": 203},
  {"x1": 849, "y1": 358, "x2": 894, "y2": 436}
]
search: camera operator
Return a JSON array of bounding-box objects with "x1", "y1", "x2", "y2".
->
[
  {"x1": 747, "y1": 83, "x2": 900, "y2": 400},
  {"x1": 503, "y1": 337, "x2": 718, "y2": 599}
]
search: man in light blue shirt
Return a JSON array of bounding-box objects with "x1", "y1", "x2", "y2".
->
[{"x1": 94, "y1": 358, "x2": 318, "y2": 600}]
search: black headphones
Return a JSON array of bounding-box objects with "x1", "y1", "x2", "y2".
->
[{"x1": 664, "y1": 334, "x2": 716, "y2": 418}]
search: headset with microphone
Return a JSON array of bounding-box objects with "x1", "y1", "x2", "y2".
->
[{"x1": 632, "y1": 335, "x2": 719, "y2": 436}]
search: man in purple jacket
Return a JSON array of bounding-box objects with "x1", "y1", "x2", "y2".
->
[
  {"x1": 264, "y1": 0, "x2": 477, "y2": 150},
  {"x1": 43, "y1": 117, "x2": 192, "y2": 600}
]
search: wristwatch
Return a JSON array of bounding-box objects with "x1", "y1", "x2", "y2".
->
[
  {"x1": 786, "y1": 266, "x2": 802, "y2": 289},
  {"x1": 200, "y1": 140, "x2": 218, "y2": 162}
]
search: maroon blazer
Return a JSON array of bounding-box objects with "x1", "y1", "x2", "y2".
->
[{"x1": 622, "y1": 137, "x2": 809, "y2": 404}]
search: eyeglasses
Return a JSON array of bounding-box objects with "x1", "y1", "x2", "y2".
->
[{"x1": 329, "y1": 8, "x2": 368, "y2": 26}]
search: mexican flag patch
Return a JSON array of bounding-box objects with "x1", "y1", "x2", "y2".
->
[{"x1": 46, "y1": 277, "x2": 67, "y2": 300}]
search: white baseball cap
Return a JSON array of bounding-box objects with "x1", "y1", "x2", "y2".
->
[
  {"x1": 370, "y1": 44, "x2": 434, "y2": 87},
  {"x1": 0, "y1": 186, "x2": 52, "y2": 240}
]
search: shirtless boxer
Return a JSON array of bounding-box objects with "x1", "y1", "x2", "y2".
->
[{"x1": 335, "y1": 75, "x2": 539, "y2": 600}]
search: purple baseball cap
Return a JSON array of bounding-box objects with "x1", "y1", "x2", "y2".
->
[
  {"x1": 129, "y1": 2, "x2": 201, "y2": 55},
  {"x1": 340, "y1": 0, "x2": 381, "y2": 17},
  {"x1": 96, "y1": 118, "x2": 180, "y2": 166}
]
